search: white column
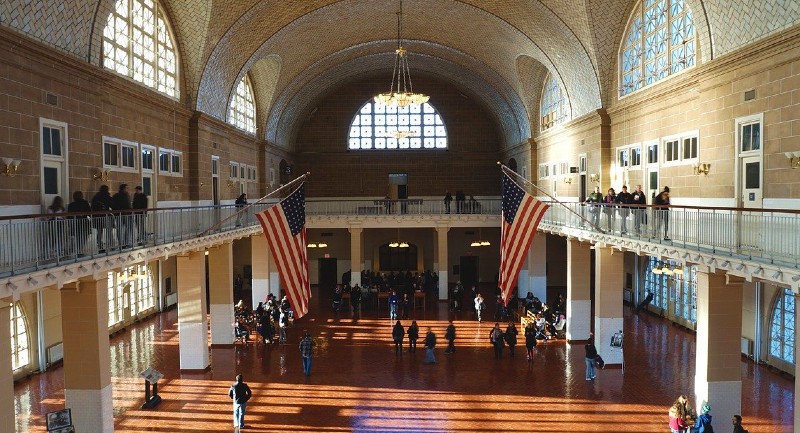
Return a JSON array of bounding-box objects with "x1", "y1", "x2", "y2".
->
[
  {"x1": 350, "y1": 226, "x2": 363, "y2": 286},
  {"x1": 695, "y1": 270, "x2": 742, "y2": 424},
  {"x1": 251, "y1": 233, "x2": 271, "y2": 305},
  {"x1": 594, "y1": 246, "x2": 624, "y2": 365},
  {"x1": 177, "y1": 251, "x2": 210, "y2": 370},
  {"x1": 0, "y1": 300, "x2": 14, "y2": 433},
  {"x1": 209, "y1": 242, "x2": 234, "y2": 346},
  {"x1": 566, "y1": 238, "x2": 591, "y2": 341},
  {"x1": 61, "y1": 278, "x2": 114, "y2": 433},
  {"x1": 436, "y1": 225, "x2": 449, "y2": 300}
]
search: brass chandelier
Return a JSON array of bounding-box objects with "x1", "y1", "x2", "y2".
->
[{"x1": 373, "y1": 0, "x2": 429, "y2": 109}]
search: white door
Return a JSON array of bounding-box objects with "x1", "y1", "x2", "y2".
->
[
  {"x1": 645, "y1": 169, "x2": 659, "y2": 203},
  {"x1": 740, "y1": 156, "x2": 762, "y2": 209}
]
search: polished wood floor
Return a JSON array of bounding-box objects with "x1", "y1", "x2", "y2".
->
[{"x1": 14, "y1": 289, "x2": 794, "y2": 432}]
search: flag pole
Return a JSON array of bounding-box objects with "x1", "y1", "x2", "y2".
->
[
  {"x1": 201, "y1": 172, "x2": 310, "y2": 236},
  {"x1": 497, "y1": 162, "x2": 605, "y2": 233}
]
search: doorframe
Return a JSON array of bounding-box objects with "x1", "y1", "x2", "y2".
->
[
  {"x1": 39, "y1": 118, "x2": 69, "y2": 211},
  {"x1": 644, "y1": 139, "x2": 660, "y2": 201},
  {"x1": 734, "y1": 113, "x2": 764, "y2": 208}
]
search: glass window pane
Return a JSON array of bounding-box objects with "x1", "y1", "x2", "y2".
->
[
  {"x1": 43, "y1": 167, "x2": 58, "y2": 195},
  {"x1": 745, "y1": 162, "x2": 760, "y2": 189},
  {"x1": 347, "y1": 101, "x2": 447, "y2": 150}
]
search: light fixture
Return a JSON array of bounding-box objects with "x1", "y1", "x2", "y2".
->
[
  {"x1": 1, "y1": 158, "x2": 21, "y2": 177},
  {"x1": 389, "y1": 241, "x2": 400, "y2": 248},
  {"x1": 307, "y1": 242, "x2": 327, "y2": 248},
  {"x1": 563, "y1": 177, "x2": 573, "y2": 184},
  {"x1": 470, "y1": 228, "x2": 491, "y2": 247},
  {"x1": 589, "y1": 173, "x2": 600, "y2": 184},
  {"x1": 307, "y1": 243, "x2": 317, "y2": 248},
  {"x1": 784, "y1": 151, "x2": 800, "y2": 169},
  {"x1": 92, "y1": 169, "x2": 110, "y2": 182},
  {"x1": 398, "y1": 242, "x2": 409, "y2": 248},
  {"x1": 373, "y1": 0, "x2": 429, "y2": 109},
  {"x1": 693, "y1": 162, "x2": 711, "y2": 176},
  {"x1": 389, "y1": 228, "x2": 408, "y2": 248}
]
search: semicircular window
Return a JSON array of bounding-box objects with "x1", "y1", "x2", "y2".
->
[{"x1": 348, "y1": 101, "x2": 447, "y2": 150}]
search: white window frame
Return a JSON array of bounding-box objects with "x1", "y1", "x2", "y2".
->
[
  {"x1": 662, "y1": 131, "x2": 699, "y2": 166},
  {"x1": 103, "y1": 136, "x2": 139, "y2": 172},
  {"x1": 211, "y1": 155, "x2": 220, "y2": 177},
  {"x1": 578, "y1": 154, "x2": 587, "y2": 174},
  {"x1": 617, "y1": 147, "x2": 630, "y2": 169},
  {"x1": 645, "y1": 140, "x2": 659, "y2": 166},
  {"x1": 230, "y1": 161, "x2": 240, "y2": 179},
  {"x1": 538, "y1": 163, "x2": 549, "y2": 180},
  {"x1": 158, "y1": 148, "x2": 182, "y2": 177},
  {"x1": 141, "y1": 144, "x2": 156, "y2": 173},
  {"x1": 663, "y1": 135, "x2": 680, "y2": 164},
  {"x1": 736, "y1": 114, "x2": 763, "y2": 157},
  {"x1": 630, "y1": 145, "x2": 642, "y2": 167}
]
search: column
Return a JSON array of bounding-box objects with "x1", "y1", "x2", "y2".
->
[
  {"x1": 435, "y1": 225, "x2": 449, "y2": 300},
  {"x1": 0, "y1": 300, "x2": 14, "y2": 433},
  {"x1": 61, "y1": 278, "x2": 114, "y2": 433},
  {"x1": 251, "y1": 233, "x2": 272, "y2": 305},
  {"x1": 522, "y1": 234, "x2": 547, "y2": 301},
  {"x1": 594, "y1": 245, "x2": 624, "y2": 365},
  {"x1": 349, "y1": 226, "x2": 363, "y2": 286},
  {"x1": 208, "y1": 242, "x2": 234, "y2": 346},
  {"x1": 566, "y1": 238, "x2": 591, "y2": 341},
  {"x1": 177, "y1": 251, "x2": 209, "y2": 370},
  {"x1": 695, "y1": 270, "x2": 742, "y2": 423}
]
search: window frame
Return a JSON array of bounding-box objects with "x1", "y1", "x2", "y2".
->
[
  {"x1": 230, "y1": 161, "x2": 240, "y2": 180},
  {"x1": 661, "y1": 131, "x2": 699, "y2": 166},
  {"x1": 540, "y1": 72, "x2": 570, "y2": 132},
  {"x1": 769, "y1": 288, "x2": 795, "y2": 365},
  {"x1": 736, "y1": 114, "x2": 763, "y2": 156},
  {"x1": 347, "y1": 100, "x2": 448, "y2": 151},
  {"x1": 141, "y1": 144, "x2": 156, "y2": 173},
  {"x1": 11, "y1": 302, "x2": 31, "y2": 371},
  {"x1": 227, "y1": 74, "x2": 257, "y2": 135},
  {"x1": 103, "y1": 136, "x2": 139, "y2": 172},
  {"x1": 157, "y1": 148, "x2": 182, "y2": 177}
]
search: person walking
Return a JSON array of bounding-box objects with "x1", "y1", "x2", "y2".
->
[
  {"x1": 631, "y1": 184, "x2": 647, "y2": 235},
  {"x1": 524, "y1": 323, "x2": 538, "y2": 362},
  {"x1": 490, "y1": 323, "x2": 504, "y2": 359},
  {"x1": 91, "y1": 185, "x2": 113, "y2": 253},
  {"x1": 424, "y1": 327, "x2": 437, "y2": 364},
  {"x1": 585, "y1": 336, "x2": 598, "y2": 380},
  {"x1": 67, "y1": 191, "x2": 92, "y2": 257},
  {"x1": 444, "y1": 320, "x2": 456, "y2": 354},
  {"x1": 505, "y1": 322, "x2": 518, "y2": 358},
  {"x1": 407, "y1": 320, "x2": 419, "y2": 353},
  {"x1": 392, "y1": 320, "x2": 405, "y2": 355},
  {"x1": 228, "y1": 374, "x2": 252, "y2": 431},
  {"x1": 474, "y1": 293, "x2": 485, "y2": 322},
  {"x1": 299, "y1": 331, "x2": 317, "y2": 376},
  {"x1": 653, "y1": 186, "x2": 671, "y2": 240},
  {"x1": 132, "y1": 185, "x2": 148, "y2": 245},
  {"x1": 111, "y1": 183, "x2": 132, "y2": 248},
  {"x1": 235, "y1": 193, "x2": 248, "y2": 226},
  {"x1": 388, "y1": 289, "x2": 399, "y2": 320}
]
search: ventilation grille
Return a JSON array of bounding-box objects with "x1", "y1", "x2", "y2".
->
[
  {"x1": 46, "y1": 342, "x2": 64, "y2": 366},
  {"x1": 45, "y1": 92, "x2": 59, "y2": 106},
  {"x1": 744, "y1": 89, "x2": 756, "y2": 101}
]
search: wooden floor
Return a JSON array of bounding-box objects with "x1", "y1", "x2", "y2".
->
[{"x1": 14, "y1": 289, "x2": 794, "y2": 432}]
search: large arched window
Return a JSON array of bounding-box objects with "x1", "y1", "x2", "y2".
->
[
  {"x1": 620, "y1": 0, "x2": 695, "y2": 96},
  {"x1": 228, "y1": 75, "x2": 256, "y2": 135},
  {"x1": 769, "y1": 288, "x2": 795, "y2": 364},
  {"x1": 10, "y1": 302, "x2": 30, "y2": 371},
  {"x1": 540, "y1": 73, "x2": 569, "y2": 131},
  {"x1": 103, "y1": 0, "x2": 179, "y2": 98},
  {"x1": 348, "y1": 101, "x2": 447, "y2": 150}
]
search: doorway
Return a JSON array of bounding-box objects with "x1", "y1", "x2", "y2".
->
[
  {"x1": 459, "y1": 256, "x2": 479, "y2": 293},
  {"x1": 318, "y1": 257, "x2": 338, "y2": 295},
  {"x1": 740, "y1": 156, "x2": 762, "y2": 209}
]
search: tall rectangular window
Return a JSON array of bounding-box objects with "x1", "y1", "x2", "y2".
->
[
  {"x1": 631, "y1": 147, "x2": 641, "y2": 166},
  {"x1": 682, "y1": 137, "x2": 698, "y2": 160},
  {"x1": 647, "y1": 143, "x2": 658, "y2": 164},
  {"x1": 741, "y1": 122, "x2": 761, "y2": 152},
  {"x1": 664, "y1": 139, "x2": 679, "y2": 162},
  {"x1": 42, "y1": 127, "x2": 63, "y2": 156}
]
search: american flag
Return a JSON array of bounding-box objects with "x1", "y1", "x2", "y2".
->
[
  {"x1": 498, "y1": 172, "x2": 550, "y2": 305},
  {"x1": 255, "y1": 184, "x2": 310, "y2": 319}
]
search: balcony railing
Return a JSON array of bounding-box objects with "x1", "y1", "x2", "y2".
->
[{"x1": 1, "y1": 198, "x2": 798, "y2": 278}]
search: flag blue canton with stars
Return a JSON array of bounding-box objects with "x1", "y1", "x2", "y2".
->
[
  {"x1": 502, "y1": 172, "x2": 525, "y2": 225},
  {"x1": 282, "y1": 185, "x2": 305, "y2": 236}
]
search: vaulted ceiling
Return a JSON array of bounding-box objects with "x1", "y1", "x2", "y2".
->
[{"x1": 3, "y1": 0, "x2": 799, "y2": 149}]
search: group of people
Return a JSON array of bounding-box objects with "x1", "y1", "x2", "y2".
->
[
  {"x1": 360, "y1": 269, "x2": 438, "y2": 297},
  {"x1": 43, "y1": 183, "x2": 148, "y2": 257},
  {"x1": 234, "y1": 294, "x2": 293, "y2": 345},
  {"x1": 389, "y1": 320, "x2": 452, "y2": 364},
  {"x1": 668, "y1": 394, "x2": 749, "y2": 433},
  {"x1": 584, "y1": 184, "x2": 672, "y2": 240},
  {"x1": 443, "y1": 190, "x2": 481, "y2": 214}
]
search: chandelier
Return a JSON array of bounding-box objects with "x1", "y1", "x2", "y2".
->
[{"x1": 373, "y1": 0, "x2": 429, "y2": 109}]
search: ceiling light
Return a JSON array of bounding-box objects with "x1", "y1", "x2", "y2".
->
[
  {"x1": 470, "y1": 241, "x2": 481, "y2": 247},
  {"x1": 373, "y1": 0, "x2": 429, "y2": 109},
  {"x1": 480, "y1": 241, "x2": 491, "y2": 246},
  {"x1": 307, "y1": 243, "x2": 318, "y2": 248},
  {"x1": 389, "y1": 242, "x2": 400, "y2": 248},
  {"x1": 399, "y1": 242, "x2": 410, "y2": 248}
]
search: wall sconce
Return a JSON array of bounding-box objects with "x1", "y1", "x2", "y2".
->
[
  {"x1": 785, "y1": 151, "x2": 800, "y2": 169},
  {"x1": 693, "y1": 162, "x2": 711, "y2": 176},
  {"x1": 563, "y1": 177, "x2": 572, "y2": 184},
  {"x1": 1, "y1": 158, "x2": 21, "y2": 177},
  {"x1": 92, "y1": 169, "x2": 110, "y2": 182},
  {"x1": 589, "y1": 173, "x2": 600, "y2": 184}
]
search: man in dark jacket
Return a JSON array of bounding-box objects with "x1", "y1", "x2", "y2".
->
[
  {"x1": 91, "y1": 185, "x2": 113, "y2": 252},
  {"x1": 228, "y1": 374, "x2": 252, "y2": 430},
  {"x1": 424, "y1": 328, "x2": 437, "y2": 364},
  {"x1": 444, "y1": 321, "x2": 456, "y2": 353},
  {"x1": 111, "y1": 183, "x2": 132, "y2": 248},
  {"x1": 505, "y1": 322, "x2": 518, "y2": 358},
  {"x1": 132, "y1": 185, "x2": 148, "y2": 245},
  {"x1": 67, "y1": 190, "x2": 92, "y2": 256},
  {"x1": 616, "y1": 185, "x2": 633, "y2": 234},
  {"x1": 631, "y1": 184, "x2": 647, "y2": 234},
  {"x1": 653, "y1": 186, "x2": 671, "y2": 240},
  {"x1": 585, "y1": 336, "x2": 598, "y2": 380},
  {"x1": 491, "y1": 323, "x2": 504, "y2": 359},
  {"x1": 392, "y1": 321, "x2": 405, "y2": 355}
]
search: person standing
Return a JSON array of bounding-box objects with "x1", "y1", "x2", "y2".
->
[
  {"x1": 474, "y1": 293, "x2": 485, "y2": 322},
  {"x1": 444, "y1": 320, "x2": 456, "y2": 354},
  {"x1": 505, "y1": 322, "x2": 518, "y2": 358},
  {"x1": 67, "y1": 191, "x2": 92, "y2": 257},
  {"x1": 91, "y1": 185, "x2": 113, "y2": 253},
  {"x1": 407, "y1": 320, "x2": 419, "y2": 353},
  {"x1": 524, "y1": 323, "x2": 538, "y2": 362},
  {"x1": 228, "y1": 374, "x2": 252, "y2": 431},
  {"x1": 443, "y1": 190, "x2": 453, "y2": 214},
  {"x1": 692, "y1": 405, "x2": 713, "y2": 433},
  {"x1": 602, "y1": 187, "x2": 617, "y2": 231},
  {"x1": 653, "y1": 186, "x2": 671, "y2": 240},
  {"x1": 279, "y1": 309, "x2": 289, "y2": 343},
  {"x1": 585, "y1": 186, "x2": 603, "y2": 228},
  {"x1": 46, "y1": 196, "x2": 66, "y2": 256},
  {"x1": 132, "y1": 185, "x2": 148, "y2": 245},
  {"x1": 668, "y1": 395, "x2": 691, "y2": 433},
  {"x1": 351, "y1": 284, "x2": 362, "y2": 318},
  {"x1": 490, "y1": 323, "x2": 504, "y2": 359},
  {"x1": 111, "y1": 183, "x2": 132, "y2": 248},
  {"x1": 732, "y1": 415, "x2": 747, "y2": 433},
  {"x1": 616, "y1": 185, "x2": 632, "y2": 234},
  {"x1": 299, "y1": 331, "x2": 317, "y2": 376},
  {"x1": 235, "y1": 193, "x2": 248, "y2": 226},
  {"x1": 392, "y1": 320, "x2": 405, "y2": 355},
  {"x1": 630, "y1": 184, "x2": 647, "y2": 234},
  {"x1": 424, "y1": 327, "x2": 437, "y2": 364},
  {"x1": 455, "y1": 190, "x2": 465, "y2": 214},
  {"x1": 585, "y1": 336, "x2": 598, "y2": 380}
]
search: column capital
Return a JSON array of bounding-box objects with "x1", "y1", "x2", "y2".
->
[
  {"x1": 348, "y1": 225, "x2": 363, "y2": 233},
  {"x1": 435, "y1": 224, "x2": 450, "y2": 233}
]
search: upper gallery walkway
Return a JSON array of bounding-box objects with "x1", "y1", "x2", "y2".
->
[{"x1": 1, "y1": 197, "x2": 798, "y2": 298}]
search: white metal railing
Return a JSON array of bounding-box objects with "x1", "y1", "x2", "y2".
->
[{"x1": 1, "y1": 198, "x2": 797, "y2": 277}]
